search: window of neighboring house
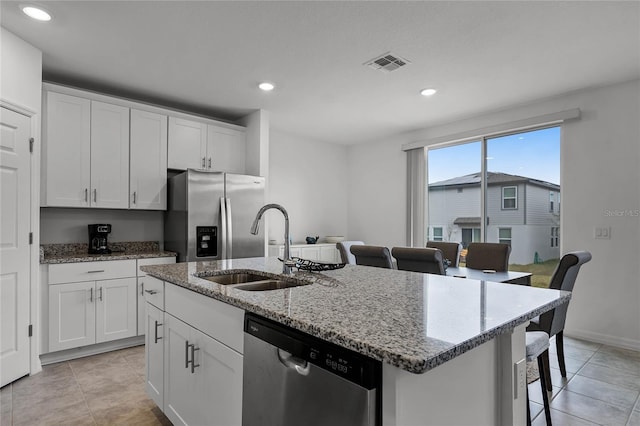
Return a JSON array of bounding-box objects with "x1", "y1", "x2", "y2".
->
[
  {"x1": 433, "y1": 227, "x2": 443, "y2": 241},
  {"x1": 498, "y1": 228, "x2": 512, "y2": 245},
  {"x1": 551, "y1": 227, "x2": 559, "y2": 247},
  {"x1": 549, "y1": 192, "x2": 555, "y2": 212},
  {"x1": 502, "y1": 186, "x2": 517, "y2": 209},
  {"x1": 461, "y1": 228, "x2": 481, "y2": 248},
  {"x1": 557, "y1": 193, "x2": 561, "y2": 214}
]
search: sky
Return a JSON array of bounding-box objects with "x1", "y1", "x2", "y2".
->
[{"x1": 427, "y1": 127, "x2": 561, "y2": 185}]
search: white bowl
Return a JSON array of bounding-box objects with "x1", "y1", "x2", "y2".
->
[{"x1": 325, "y1": 236, "x2": 344, "y2": 243}]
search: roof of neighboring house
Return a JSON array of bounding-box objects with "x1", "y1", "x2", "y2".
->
[
  {"x1": 453, "y1": 217, "x2": 481, "y2": 225},
  {"x1": 429, "y1": 172, "x2": 560, "y2": 191}
]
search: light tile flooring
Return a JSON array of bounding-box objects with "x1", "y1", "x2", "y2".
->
[
  {"x1": 0, "y1": 345, "x2": 170, "y2": 426},
  {"x1": 1, "y1": 337, "x2": 639, "y2": 425}
]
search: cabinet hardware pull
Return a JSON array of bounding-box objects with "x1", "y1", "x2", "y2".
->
[
  {"x1": 154, "y1": 320, "x2": 162, "y2": 344},
  {"x1": 191, "y1": 345, "x2": 200, "y2": 374},
  {"x1": 140, "y1": 282, "x2": 144, "y2": 295},
  {"x1": 98, "y1": 287, "x2": 103, "y2": 301},
  {"x1": 208, "y1": 157, "x2": 211, "y2": 168},
  {"x1": 89, "y1": 287, "x2": 93, "y2": 303},
  {"x1": 87, "y1": 270, "x2": 105, "y2": 273},
  {"x1": 144, "y1": 289, "x2": 158, "y2": 295},
  {"x1": 84, "y1": 188, "x2": 88, "y2": 202},
  {"x1": 185, "y1": 340, "x2": 191, "y2": 368},
  {"x1": 202, "y1": 157, "x2": 206, "y2": 168},
  {"x1": 133, "y1": 191, "x2": 137, "y2": 204},
  {"x1": 93, "y1": 189, "x2": 97, "y2": 203}
]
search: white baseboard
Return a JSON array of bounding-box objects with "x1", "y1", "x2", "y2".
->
[
  {"x1": 565, "y1": 329, "x2": 640, "y2": 352},
  {"x1": 39, "y1": 336, "x2": 145, "y2": 365}
]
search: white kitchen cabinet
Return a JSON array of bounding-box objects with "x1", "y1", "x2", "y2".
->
[
  {"x1": 130, "y1": 109, "x2": 167, "y2": 210},
  {"x1": 167, "y1": 116, "x2": 207, "y2": 170},
  {"x1": 90, "y1": 100, "x2": 130, "y2": 209},
  {"x1": 48, "y1": 277, "x2": 136, "y2": 351},
  {"x1": 42, "y1": 91, "x2": 91, "y2": 207},
  {"x1": 137, "y1": 257, "x2": 175, "y2": 336},
  {"x1": 163, "y1": 313, "x2": 243, "y2": 426},
  {"x1": 42, "y1": 92, "x2": 130, "y2": 209},
  {"x1": 269, "y1": 243, "x2": 341, "y2": 263},
  {"x1": 207, "y1": 124, "x2": 246, "y2": 173},
  {"x1": 168, "y1": 116, "x2": 246, "y2": 173},
  {"x1": 48, "y1": 281, "x2": 96, "y2": 351},
  {"x1": 145, "y1": 302, "x2": 164, "y2": 410},
  {"x1": 47, "y1": 260, "x2": 138, "y2": 352}
]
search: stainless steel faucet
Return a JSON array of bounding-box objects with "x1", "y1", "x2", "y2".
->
[{"x1": 250, "y1": 204, "x2": 296, "y2": 274}]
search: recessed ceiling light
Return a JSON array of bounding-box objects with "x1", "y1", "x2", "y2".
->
[
  {"x1": 258, "y1": 82, "x2": 275, "y2": 92},
  {"x1": 420, "y1": 88, "x2": 437, "y2": 97},
  {"x1": 21, "y1": 5, "x2": 52, "y2": 21}
]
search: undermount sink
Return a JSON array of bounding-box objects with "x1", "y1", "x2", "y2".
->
[{"x1": 200, "y1": 271, "x2": 310, "y2": 291}]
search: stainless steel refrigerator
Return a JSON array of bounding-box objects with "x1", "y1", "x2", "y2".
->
[{"x1": 164, "y1": 169, "x2": 266, "y2": 262}]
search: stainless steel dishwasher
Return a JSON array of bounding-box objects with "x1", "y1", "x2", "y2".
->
[{"x1": 242, "y1": 313, "x2": 382, "y2": 426}]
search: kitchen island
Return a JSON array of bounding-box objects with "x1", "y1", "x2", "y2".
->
[{"x1": 141, "y1": 257, "x2": 570, "y2": 426}]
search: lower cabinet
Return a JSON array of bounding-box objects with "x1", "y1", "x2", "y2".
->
[
  {"x1": 268, "y1": 243, "x2": 341, "y2": 263},
  {"x1": 163, "y1": 313, "x2": 243, "y2": 426},
  {"x1": 145, "y1": 302, "x2": 164, "y2": 409},
  {"x1": 49, "y1": 277, "x2": 137, "y2": 352}
]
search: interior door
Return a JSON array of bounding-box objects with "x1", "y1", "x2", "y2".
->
[{"x1": 0, "y1": 106, "x2": 31, "y2": 386}]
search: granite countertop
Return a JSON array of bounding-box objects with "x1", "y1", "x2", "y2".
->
[
  {"x1": 141, "y1": 257, "x2": 571, "y2": 374},
  {"x1": 41, "y1": 241, "x2": 176, "y2": 264}
]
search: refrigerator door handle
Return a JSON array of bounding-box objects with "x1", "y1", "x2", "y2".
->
[
  {"x1": 225, "y1": 197, "x2": 233, "y2": 259},
  {"x1": 220, "y1": 197, "x2": 228, "y2": 260}
]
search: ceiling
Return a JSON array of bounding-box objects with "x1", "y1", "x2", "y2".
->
[{"x1": 1, "y1": 1, "x2": 639, "y2": 145}]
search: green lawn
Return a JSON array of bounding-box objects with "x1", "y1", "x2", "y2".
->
[{"x1": 508, "y1": 259, "x2": 559, "y2": 288}]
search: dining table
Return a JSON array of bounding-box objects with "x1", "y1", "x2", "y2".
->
[{"x1": 446, "y1": 266, "x2": 532, "y2": 285}]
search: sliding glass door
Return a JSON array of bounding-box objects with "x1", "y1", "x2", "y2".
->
[{"x1": 426, "y1": 127, "x2": 560, "y2": 286}]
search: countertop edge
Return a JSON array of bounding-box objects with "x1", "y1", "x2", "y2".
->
[{"x1": 42, "y1": 251, "x2": 177, "y2": 264}]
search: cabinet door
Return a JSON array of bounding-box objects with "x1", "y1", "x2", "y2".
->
[
  {"x1": 49, "y1": 282, "x2": 96, "y2": 352},
  {"x1": 95, "y1": 277, "x2": 137, "y2": 343},
  {"x1": 300, "y1": 246, "x2": 321, "y2": 261},
  {"x1": 163, "y1": 314, "x2": 243, "y2": 426},
  {"x1": 168, "y1": 117, "x2": 207, "y2": 170},
  {"x1": 145, "y1": 303, "x2": 164, "y2": 410},
  {"x1": 207, "y1": 124, "x2": 246, "y2": 173},
  {"x1": 90, "y1": 101, "x2": 130, "y2": 208},
  {"x1": 43, "y1": 92, "x2": 91, "y2": 207},
  {"x1": 130, "y1": 109, "x2": 167, "y2": 210},
  {"x1": 320, "y1": 245, "x2": 340, "y2": 263}
]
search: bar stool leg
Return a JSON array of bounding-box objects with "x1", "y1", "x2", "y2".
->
[
  {"x1": 556, "y1": 331, "x2": 567, "y2": 377},
  {"x1": 538, "y1": 350, "x2": 553, "y2": 425}
]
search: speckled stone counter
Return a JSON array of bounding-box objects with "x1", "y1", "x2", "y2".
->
[
  {"x1": 141, "y1": 257, "x2": 570, "y2": 374},
  {"x1": 41, "y1": 241, "x2": 176, "y2": 264}
]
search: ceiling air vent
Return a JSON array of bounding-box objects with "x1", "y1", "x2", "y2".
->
[{"x1": 365, "y1": 52, "x2": 411, "y2": 73}]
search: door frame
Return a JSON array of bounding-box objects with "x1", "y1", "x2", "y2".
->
[{"x1": 1, "y1": 99, "x2": 42, "y2": 377}]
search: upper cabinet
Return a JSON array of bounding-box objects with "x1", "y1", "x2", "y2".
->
[
  {"x1": 42, "y1": 92, "x2": 91, "y2": 207},
  {"x1": 130, "y1": 109, "x2": 167, "y2": 210},
  {"x1": 168, "y1": 117, "x2": 246, "y2": 174}
]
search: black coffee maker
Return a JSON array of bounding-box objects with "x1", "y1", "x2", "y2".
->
[{"x1": 88, "y1": 224, "x2": 112, "y2": 254}]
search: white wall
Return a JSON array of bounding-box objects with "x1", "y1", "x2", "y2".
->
[
  {"x1": 347, "y1": 79, "x2": 640, "y2": 350},
  {"x1": 40, "y1": 208, "x2": 164, "y2": 245},
  {"x1": 268, "y1": 129, "x2": 348, "y2": 244},
  {"x1": 1, "y1": 28, "x2": 42, "y2": 111}
]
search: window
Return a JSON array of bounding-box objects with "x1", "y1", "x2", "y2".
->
[
  {"x1": 502, "y1": 186, "x2": 517, "y2": 209},
  {"x1": 551, "y1": 227, "x2": 559, "y2": 247},
  {"x1": 549, "y1": 192, "x2": 555, "y2": 212},
  {"x1": 432, "y1": 227, "x2": 443, "y2": 241},
  {"x1": 499, "y1": 228, "x2": 512, "y2": 245},
  {"x1": 461, "y1": 228, "x2": 481, "y2": 248}
]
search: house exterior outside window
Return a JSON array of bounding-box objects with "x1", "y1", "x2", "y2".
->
[
  {"x1": 551, "y1": 227, "x2": 559, "y2": 247},
  {"x1": 499, "y1": 228, "x2": 512, "y2": 245},
  {"x1": 432, "y1": 227, "x2": 443, "y2": 241},
  {"x1": 549, "y1": 191, "x2": 555, "y2": 212},
  {"x1": 502, "y1": 186, "x2": 517, "y2": 209}
]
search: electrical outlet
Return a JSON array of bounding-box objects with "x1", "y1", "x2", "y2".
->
[
  {"x1": 514, "y1": 358, "x2": 526, "y2": 399},
  {"x1": 594, "y1": 227, "x2": 611, "y2": 239}
]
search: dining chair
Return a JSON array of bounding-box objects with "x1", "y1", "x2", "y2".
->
[
  {"x1": 391, "y1": 247, "x2": 445, "y2": 275},
  {"x1": 426, "y1": 241, "x2": 462, "y2": 267},
  {"x1": 336, "y1": 241, "x2": 365, "y2": 264},
  {"x1": 526, "y1": 251, "x2": 592, "y2": 387},
  {"x1": 464, "y1": 242, "x2": 511, "y2": 271},
  {"x1": 526, "y1": 331, "x2": 553, "y2": 426},
  {"x1": 350, "y1": 245, "x2": 393, "y2": 269}
]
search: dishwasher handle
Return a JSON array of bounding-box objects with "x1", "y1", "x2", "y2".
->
[{"x1": 277, "y1": 348, "x2": 310, "y2": 376}]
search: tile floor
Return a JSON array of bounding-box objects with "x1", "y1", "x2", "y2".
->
[
  {"x1": 0, "y1": 345, "x2": 170, "y2": 426},
  {"x1": 1, "y1": 337, "x2": 639, "y2": 425}
]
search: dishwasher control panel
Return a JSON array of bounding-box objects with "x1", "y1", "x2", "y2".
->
[{"x1": 245, "y1": 313, "x2": 381, "y2": 390}]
